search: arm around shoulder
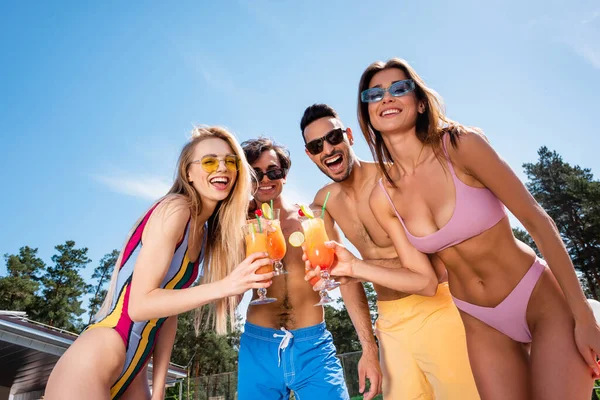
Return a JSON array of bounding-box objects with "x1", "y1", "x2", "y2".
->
[{"x1": 357, "y1": 187, "x2": 438, "y2": 296}]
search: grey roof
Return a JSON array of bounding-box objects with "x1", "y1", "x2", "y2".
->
[{"x1": 0, "y1": 312, "x2": 186, "y2": 395}]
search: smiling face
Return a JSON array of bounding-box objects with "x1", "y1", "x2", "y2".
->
[
  {"x1": 187, "y1": 137, "x2": 238, "y2": 204},
  {"x1": 366, "y1": 68, "x2": 424, "y2": 135},
  {"x1": 250, "y1": 149, "x2": 286, "y2": 203},
  {"x1": 303, "y1": 117, "x2": 355, "y2": 182}
]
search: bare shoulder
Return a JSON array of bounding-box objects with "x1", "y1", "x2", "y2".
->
[
  {"x1": 362, "y1": 161, "x2": 383, "y2": 178},
  {"x1": 446, "y1": 127, "x2": 501, "y2": 174},
  {"x1": 446, "y1": 127, "x2": 490, "y2": 157},
  {"x1": 369, "y1": 179, "x2": 393, "y2": 214},
  {"x1": 148, "y1": 194, "x2": 191, "y2": 232},
  {"x1": 313, "y1": 182, "x2": 342, "y2": 207}
]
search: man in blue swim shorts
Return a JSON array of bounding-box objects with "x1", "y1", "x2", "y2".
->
[{"x1": 237, "y1": 137, "x2": 382, "y2": 399}]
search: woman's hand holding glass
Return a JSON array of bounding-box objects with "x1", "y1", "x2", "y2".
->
[
  {"x1": 221, "y1": 252, "x2": 274, "y2": 298},
  {"x1": 302, "y1": 241, "x2": 360, "y2": 292},
  {"x1": 323, "y1": 240, "x2": 359, "y2": 278}
]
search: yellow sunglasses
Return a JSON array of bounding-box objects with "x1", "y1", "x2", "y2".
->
[{"x1": 190, "y1": 155, "x2": 240, "y2": 173}]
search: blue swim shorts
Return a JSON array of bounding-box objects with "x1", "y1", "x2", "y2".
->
[{"x1": 237, "y1": 321, "x2": 349, "y2": 400}]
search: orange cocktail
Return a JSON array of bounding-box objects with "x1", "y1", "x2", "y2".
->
[
  {"x1": 301, "y1": 217, "x2": 334, "y2": 271},
  {"x1": 243, "y1": 221, "x2": 276, "y2": 305},
  {"x1": 267, "y1": 209, "x2": 287, "y2": 275},
  {"x1": 299, "y1": 209, "x2": 339, "y2": 306}
]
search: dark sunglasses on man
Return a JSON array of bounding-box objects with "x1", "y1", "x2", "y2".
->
[
  {"x1": 254, "y1": 167, "x2": 287, "y2": 181},
  {"x1": 305, "y1": 128, "x2": 346, "y2": 155}
]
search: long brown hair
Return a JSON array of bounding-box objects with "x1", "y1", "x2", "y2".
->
[
  {"x1": 357, "y1": 58, "x2": 470, "y2": 186},
  {"x1": 95, "y1": 126, "x2": 251, "y2": 335}
]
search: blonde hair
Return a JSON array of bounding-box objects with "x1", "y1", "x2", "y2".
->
[
  {"x1": 94, "y1": 126, "x2": 251, "y2": 335},
  {"x1": 357, "y1": 58, "x2": 477, "y2": 186}
]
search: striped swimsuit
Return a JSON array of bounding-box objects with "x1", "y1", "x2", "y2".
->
[{"x1": 87, "y1": 203, "x2": 207, "y2": 399}]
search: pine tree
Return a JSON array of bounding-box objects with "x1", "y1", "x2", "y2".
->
[
  {"x1": 523, "y1": 147, "x2": 600, "y2": 299},
  {"x1": 88, "y1": 249, "x2": 119, "y2": 324},
  {"x1": 0, "y1": 246, "x2": 45, "y2": 314},
  {"x1": 36, "y1": 240, "x2": 92, "y2": 331}
]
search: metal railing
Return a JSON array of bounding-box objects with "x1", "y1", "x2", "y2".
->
[
  {"x1": 166, "y1": 351, "x2": 368, "y2": 400},
  {"x1": 166, "y1": 353, "x2": 599, "y2": 400}
]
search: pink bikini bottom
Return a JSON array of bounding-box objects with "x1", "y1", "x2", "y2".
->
[{"x1": 452, "y1": 257, "x2": 546, "y2": 343}]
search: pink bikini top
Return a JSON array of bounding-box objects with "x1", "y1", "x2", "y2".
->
[{"x1": 378, "y1": 134, "x2": 507, "y2": 254}]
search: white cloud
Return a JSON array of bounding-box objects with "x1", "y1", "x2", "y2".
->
[
  {"x1": 554, "y1": 7, "x2": 600, "y2": 69},
  {"x1": 178, "y1": 50, "x2": 237, "y2": 94},
  {"x1": 180, "y1": 51, "x2": 259, "y2": 106},
  {"x1": 524, "y1": 6, "x2": 600, "y2": 68},
  {"x1": 95, "y1": 174, "x2": 171, "y2": 200},
  {"x1": 569, "y1": 41, "x2": 600, "y2": 69}
]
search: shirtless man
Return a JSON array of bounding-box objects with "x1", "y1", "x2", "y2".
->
[
  {"x1": 300, "y1": 104, "x2": 480, "y2": 399},
  {"x1": 237, "y1": 137, "x2": 380, "y2": 399}
]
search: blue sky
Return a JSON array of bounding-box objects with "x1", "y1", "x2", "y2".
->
[{"x1": 1, "y1": 1, "x2": 599, "y2": 321}]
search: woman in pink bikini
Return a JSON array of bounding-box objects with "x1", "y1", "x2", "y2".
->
[{"x1": 329, "y1": 58, "x2": 599, "y2": 399}]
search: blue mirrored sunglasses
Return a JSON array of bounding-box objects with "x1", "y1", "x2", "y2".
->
[{"x1": 360, "y1": 79, "x2": 416, "y2": 103}]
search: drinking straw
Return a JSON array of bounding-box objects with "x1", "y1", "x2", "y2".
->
[
  {"x1": 255, "y1": 212, "x2": 263, "y2": 233},
  {"x1": 321, "y1": 191, "x2": 331, "y2": 218},
  {"x1": 270, "y1": 199, "x2": 274, "y2": 218}
]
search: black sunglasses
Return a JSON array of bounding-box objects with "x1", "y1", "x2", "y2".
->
[
  {"x1": 254, "y1": 167, "x2": 287, "y2": 182},
  {"x1": 305, "y1": 128, "x2": 346, "y2": 155}
]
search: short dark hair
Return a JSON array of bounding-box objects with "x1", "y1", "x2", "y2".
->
[
  {"x1": 241, "y1": 136, "x2": 291, "y2": 171},
  {"x1": 300, "y1": 104, "x2": 339, "y2": 141}
]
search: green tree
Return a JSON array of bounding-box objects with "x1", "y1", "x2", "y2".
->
[
  {"x1": 170, "y1": 308, "x2": 240, "y2": 378},
  {"x1": 0, "y1": 246, "x2": 45, "y2": 314},
  {"x1": 523, "y1": 147, "x2": 600, "y2": 300},
  {"x1": 36, "y1": 240, "x2": 92, "y2": 331},
  {"x1": 166, "y1": 308, "x2": 242, "y2": 399},
  {"x1": 88, "y1": 249, "x2": 119, "y2": 324},
  {"x1": 324, "y1": 282, "x2": 380, "y2": 354},
  {"x1": 325, "y1": 302, "x2": 361, "y2": 354},
  {"x1": 363, "y1": 282, "x2": 378, "y2": 324}
]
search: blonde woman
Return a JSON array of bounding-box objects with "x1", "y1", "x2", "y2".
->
[{"x1": 45, "y1": 126, "x2": 273, "y2": 400}]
